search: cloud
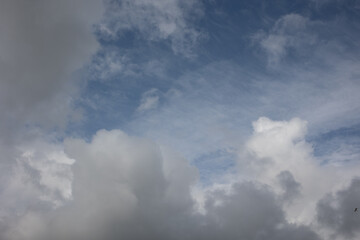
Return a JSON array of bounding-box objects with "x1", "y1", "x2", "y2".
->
[
  {"x1": 17, "y1": 141, "x2": 75, "y2": 204},
  {"x1": 83, "y1": 9, "x2": 360, "y2": 172},
  {"x1": 0, "y1": 0, "x2": 104, "y2": 238},
  {"x1": 0, "y1": 139, "x2": 75, "y2": 240},
  {"x1": 0, "y1": 125, "x2": 327, "y2": 240},
  {"x1": 0, "y1": 129, "x2": 196, "y2": 240},
  {"x1": 238, "y1": 118, "x2": 318, "y2": 223},
  {"x1": 5, "y1": 116, "x2": 359, "y2": 240},
  {"x1": 0, "y1": 116, "x2": 358, "y2": 240},
  {"x1": 254, "y1": 11, "x2": 360, "y2": 69},
  {"x1": 97, "y1": 0, "x2": 204, "y2": 57},
  {"x1": 202, "y1": 182, "x2": 320, "y2": 240},
  {"x1": 27, "y1": 129, "x2": 197, "y2": 240},
  {"x1": 277, "y1": 170, "x2": 301, "y2": 204},
  {"x1": 1, "y1": 2, "x2": 360, "y2": 239},
  {"x1": 317, "y1": 178, "x2": 360, "y2": 239},
  {"x1": 0, "y1": 0, "x2": 103, "y2": 140},
  {"x1": 234, "y1": 117, "x2": 360, "y2": 231},
  {"x1": 136, "y1": 88, "x2": 161, "y2": 112},
  {"x1": 245, "y1": 117, "x2": 311, "y2": 174},
  {"x1": 253, "y1": 13, "x2": 318, "y2": 65}
]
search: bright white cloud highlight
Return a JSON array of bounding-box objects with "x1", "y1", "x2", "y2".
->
[{"x1": 2, "y1": 117, "x2": 359, "y2": 239}]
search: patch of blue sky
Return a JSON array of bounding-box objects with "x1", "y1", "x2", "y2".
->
[
  {"x1": 309, "y1": 125, "x2": 360, "y2": 165},
  {"x1": 192, "y1": 149, "x2": 237, "y2": 186},
  {"x1": 64, "y1": 0, "x2": 360, "y2": 180}
]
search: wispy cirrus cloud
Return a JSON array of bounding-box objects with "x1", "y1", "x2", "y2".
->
[
  {"x1": 253, "y1": 13, "x2": 318, "y2": 66},
  {"x1": 136, "y1": 88, "x2": 161, "y2": 112},
  {"x1": 96, "y1": 0, "x2": 204, "y2": 57}
]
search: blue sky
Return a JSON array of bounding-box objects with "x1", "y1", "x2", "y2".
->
[
  {"x1": 1, "y1": 0, "x2": 360, "y2": 239},
  {"x1": 70, "y1": 0, "x2": 360, "y2": 180}
]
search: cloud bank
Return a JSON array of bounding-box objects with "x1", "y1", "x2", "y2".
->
[{"x1": 1, "y1": 117, "x2": 359, "y2": 240}]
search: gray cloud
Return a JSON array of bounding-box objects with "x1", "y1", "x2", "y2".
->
[
  {"x1": 202, "y1": 182, "x2": 320, "y2": 240},
  {"x1": 33, "y1": 129, "x2": 197, "y2": 240},
  {"x1": 317, "y1": 178, "x2": 360, "y2": 239},
  {"x1": 277, "y1": 170, "x2": 301, "y2": 204},
  {"x1": 0, "y1": 129, "x2": 322, "y2": 240},
  {"x1": 0, "y1": 0, "x2": 103, "y2": 141},
  {"x1": 0, "y1": 0, "x2": 103, "y2": 238}
]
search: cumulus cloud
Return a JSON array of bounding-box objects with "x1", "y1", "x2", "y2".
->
[
  {"x1": 5, "y1": 117, "x2": 360, "y2": 240},
  {"x1": 244, "y1": 117, "x2": 312, "y2": 179},
  {"x1": 1, "y1": 129, "x2": 198, "y2": 240},
  {"x1": 0, "y1": 139, "x2": 75, "y2": 238},
  {"x1": 234, "y1": 117, "x2": 360, "y2": 230},
  {"x1": 0, "y1": 122, "x2": 331, "y2": 240},
  {"x1": 1, "y1": 116, "x2": 358, "y2": 240}
]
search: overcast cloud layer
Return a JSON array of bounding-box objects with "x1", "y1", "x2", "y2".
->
[{"x1": 1, "y1": 0, "x2": 360, "y2": 239}]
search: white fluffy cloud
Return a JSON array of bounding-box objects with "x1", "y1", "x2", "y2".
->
[
  {"x1": 3, "y1": 129, "x2": 198, "y2": 240},
  {"x1": 239, "y1": 117, "x2": 360, "y2": 234},
  {"x1": 0, "y1": 139, "x2": 75, "y2": 239},
  {"x1": 4, "y1": 117, "x2": 359, "y2": 239}
]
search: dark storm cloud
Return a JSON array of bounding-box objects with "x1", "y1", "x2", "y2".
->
[
  {"x1": 0, "y1": 0, "x2": 103, "y2": 238},
  {"x1": 317, "y1": 178, "x2": 360, "y2": 239},
  {"x1": 0, "y1": 0, "x2": 103, "y2": 140},
  {"x1": 201, "y1": 182, "x2": 320, "y2": 240}
]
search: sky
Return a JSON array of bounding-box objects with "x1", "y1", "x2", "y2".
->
[{"x1": 1, "y1": 0, "x2": 360, "y2": 239}]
